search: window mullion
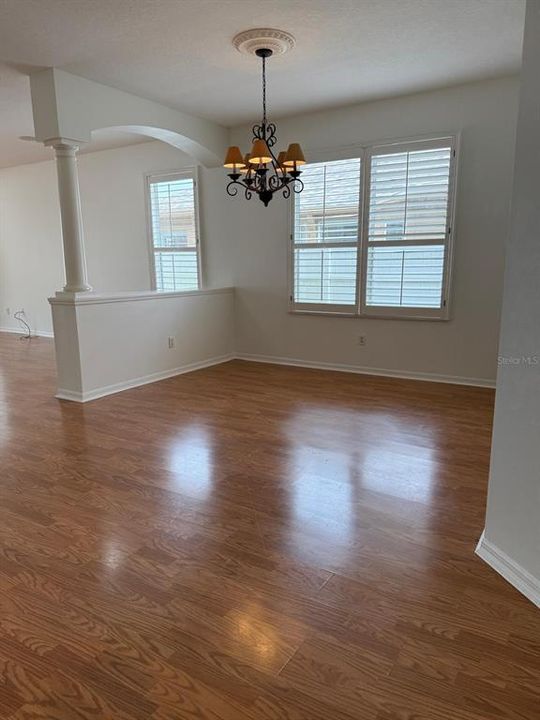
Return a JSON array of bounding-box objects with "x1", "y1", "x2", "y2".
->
[{"x1": 358, "y1": 150, "x2": 371, "y2": 316}]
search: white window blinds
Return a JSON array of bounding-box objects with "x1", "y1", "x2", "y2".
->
[
  {"x1": 364, "y1": 144, "x2": 452, "y2": 311},
  {"x1": 292, "y1": 158, "x2": 361, "y2": 309},
  {"x1": 147, "y1": 170, "x2": 200, "y2": 292},
  {"x1": 290, "y1": 137, "x2": 456, "y2": 319}
]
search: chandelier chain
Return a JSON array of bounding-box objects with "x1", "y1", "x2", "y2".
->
[{"x1": 262, "y1": 54, "x2": 267, "y2": 125}]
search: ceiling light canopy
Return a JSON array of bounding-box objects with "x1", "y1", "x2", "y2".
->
[
  {"x1": 232, "y1": 27, "x2": 296, "y2": 56},
  {"x1": 224, "y1": 29, "x2": 305, "y2": 206}
]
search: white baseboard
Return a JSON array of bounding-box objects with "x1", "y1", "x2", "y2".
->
[
  {"x1": 236, "y1": 353, "x2": 496, "y2": 388},
  {"x1": 0, "y1": 326, "x2": 54, "y2": 338},
  {"x1": 55, "y1": 388, "x2": 86, "y2": 402},
  {"x1": 56, "y1": 351, "x2": 493, "y2": 403},
  {"x1": 476, "y1": 531, "x2": 540, "y2": 608},
  {"x1": 56, "y1": 353, "x2": 235, "y2": 403}
]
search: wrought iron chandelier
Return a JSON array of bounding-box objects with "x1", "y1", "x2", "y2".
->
[{"x1": 224, "y1": 29, "x2": 306, "y2": 206}]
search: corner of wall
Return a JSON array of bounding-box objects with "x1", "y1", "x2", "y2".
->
[{"x1": 475, "y1": 530, "x2": 540, "y2": 608}]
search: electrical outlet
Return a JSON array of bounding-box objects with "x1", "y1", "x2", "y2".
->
[
  {"x1": 358, "y1": 335, "x2": 367, "y2": 346},
  {"x1": 168, "y1": 336, "x2": 175, "y2": 349}
]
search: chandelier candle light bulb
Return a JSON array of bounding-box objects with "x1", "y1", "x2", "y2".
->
[{"x1": 224, "y1": 30, "x2": 305, "y2": 206}]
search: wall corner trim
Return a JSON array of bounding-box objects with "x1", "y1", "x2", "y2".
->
[{"x1": 475, "y1": 531, "x2": 540, "y2": 608}]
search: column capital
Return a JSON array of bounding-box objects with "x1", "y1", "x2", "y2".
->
[{"x1": 44, "y1": 137, "x2": 85, "y2": 155}]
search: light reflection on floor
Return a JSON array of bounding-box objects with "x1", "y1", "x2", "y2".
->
[
  {"x1": 361, "y1": 445, "x2": 436, "y2": 503},
  {"x1": 168, "y1": 424, "x2": 213, "y2": 500},
  {"x1": 227, "y1": 603, "x2": 280, "y2": 665},
  {"x1": 103, "y1": 537, "x2": 127, "y2": 571},
  {"x1": 291, "y1": 447, "x2": 354, "y2": 537},
  {"x1": 0, "y1": 372, "x2": 9, "y2": 442},
  {"x1": 285, "y1": 406, "x2": 439, "y2": 555}
]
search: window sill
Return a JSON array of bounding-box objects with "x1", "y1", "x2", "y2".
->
[{"x1": 288, "y1": 307, "x2": 450, "y2": 321}]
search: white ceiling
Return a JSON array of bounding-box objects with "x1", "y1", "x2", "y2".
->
[{"x1": 0, "y1": 0, "x2": 526, "y2": 168}]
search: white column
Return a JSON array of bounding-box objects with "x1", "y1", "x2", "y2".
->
[{"x1": 49, "y1": 140, "x2": 92, "y2": 293}]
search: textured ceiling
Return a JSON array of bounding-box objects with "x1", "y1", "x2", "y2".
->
[{"x1": 0, "y1": 0, "x2": 526, "y2": 168}]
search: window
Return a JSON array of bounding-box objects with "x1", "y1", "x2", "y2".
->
[
  {"x1": 146, "y1": 169, "x2": 201, "y2": 291},
  {"x1": 290, "y1": 137, "x2": 457, "y2": 319},
  {"x1": 293, "y1": 158, "x2": 361, "y2": 311}
]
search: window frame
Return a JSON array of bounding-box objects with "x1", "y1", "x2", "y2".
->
[
  {"x1": 144, "y1": 167, "x2": 202, "y2": 292},
  {"x1": 289, "y1": 152, "x2": 364, "y2": 316},
  {"x1": 289, "y1": 134, "x2": 459, "y2": 320}
]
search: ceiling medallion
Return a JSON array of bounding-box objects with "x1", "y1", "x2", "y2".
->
[
  {"x1": 232, "y1": 28, "x2": 296, "y2": 56},
  {"x1": 224, "y1": 29, "x2": 305, "y2": 206}
]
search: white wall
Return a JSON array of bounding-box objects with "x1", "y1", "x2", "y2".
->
[
  {"x1": 0, "y1": 140, "x2": 233, "y2": 335},
  {"x1": 478, "y1": 1, "x2": 540, "y2": 605},
  {"x1": 229, "y1": 76, "x2": 519, "y2": 385},
  {"x1": 50, "y1": 288, "x2": 235, "y2": 401},
  {"x1": 0, "y1": 160, "x2": 63, "y2": 334}
]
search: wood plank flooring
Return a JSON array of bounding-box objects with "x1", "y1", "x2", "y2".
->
[{"x1": 0, "y1": 332, "x2": 538, "y2": 719}]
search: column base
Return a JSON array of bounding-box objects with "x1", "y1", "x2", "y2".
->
[{"x1": 55, "y1": 289, "x2": 94, "y2": 301}]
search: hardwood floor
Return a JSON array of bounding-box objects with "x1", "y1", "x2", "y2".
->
[{"x1": 0, "y1": 332, "x2": 538, "y2": 719}]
